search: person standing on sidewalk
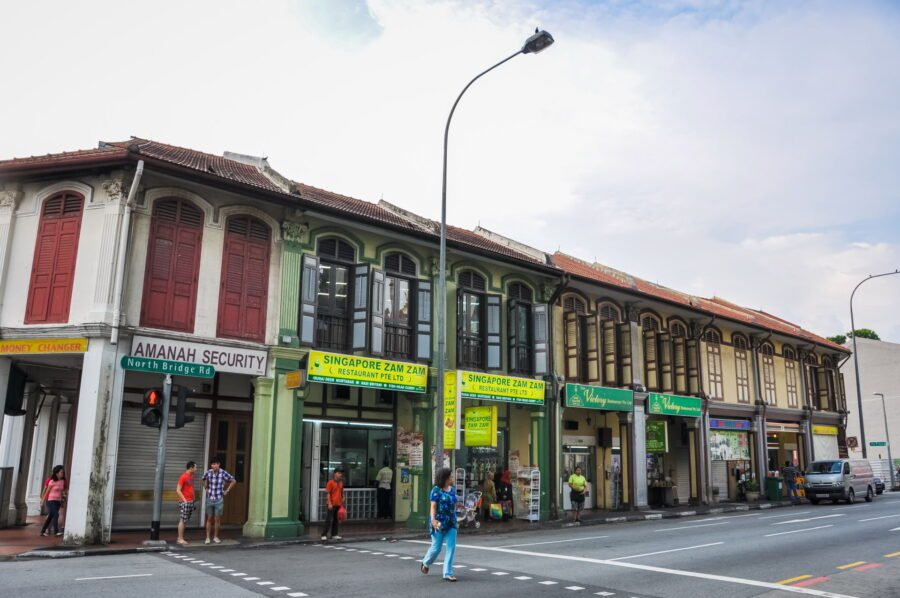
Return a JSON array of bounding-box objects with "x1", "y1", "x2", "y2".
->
[
  {"x1": 176, "y1": 461, "x2": 197, "y2": 545},
  {"x1": 782, "y1": 460, "x2": 799, "y2": 504},
  {"x1": 420, "y1": 467, "x2": 459, "y2": 582},
  {"x1": 202, "y1": 458, "x2": 235, "y2": 545},
  {"x1": 568, "y1": 466, "x2": 587, "y2": 524},
  {"x1": 375, "y1": 461, "x2": 393, "y2": 519},
  {"x1": 40, "y1": 465, "x2": 66, "y2": 537},
  {"x1": 321, "y1": 468, "x2": 344, "y2": 540}
]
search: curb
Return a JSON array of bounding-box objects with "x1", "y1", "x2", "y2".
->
[{"x1": 5, "y1": 500, "x2": 803, "y2": 560}]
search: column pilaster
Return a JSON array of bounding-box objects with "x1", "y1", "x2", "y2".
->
[
  {"x1": 407, "y1": 396, "x2": 433, "y2": 530},
  {"x1": 278, "y1": 222, "x2": 308, "y2": 345}
]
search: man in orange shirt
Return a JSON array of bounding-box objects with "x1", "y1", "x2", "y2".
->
[
  {"x1": 175, "y1": 461, "x2": 197, "y2": 545},
  {"x1": 321, "y1": 468, "x2": 344, "y2": 541}
]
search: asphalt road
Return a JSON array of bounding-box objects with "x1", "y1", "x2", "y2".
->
[{"x1": 3, "y1": 494, "x2": 899, "y2": 598}]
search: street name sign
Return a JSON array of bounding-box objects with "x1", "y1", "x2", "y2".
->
[
  {"x1": 869, "y1": 441, "x2": 888, "y2": 446},
  {"x1": 120, "y1": 355, "x2": 215, "y2": 378}
]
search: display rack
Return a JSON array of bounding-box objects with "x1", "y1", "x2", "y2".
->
[
  {"x1": 513, "y1": 467, "x2": 541, "y2": 521},
  {"x1": 454, "y1": 467, "x2": 467, "y2": 503}
]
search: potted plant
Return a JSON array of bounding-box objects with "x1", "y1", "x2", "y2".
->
[
  {"x1": 745, "y1": 478, "x2": 760, "y2": 502},
  {"x1": 711, "y1": 486, "x2": 720, "y2": 503}
]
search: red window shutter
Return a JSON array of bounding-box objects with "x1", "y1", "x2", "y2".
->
[
  {"x1": 141, "y1": 199, "x2": 203, "y2": 332},
  {"x1": 25, "y1": 193, "x2": 83, "y2": 324},
  {"x1": 217, "y1": 216, "x2": 270, "y2": 342}
]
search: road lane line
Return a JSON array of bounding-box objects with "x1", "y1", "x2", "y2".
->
[
  {"x1": 405, "y1": 540, "x2": 858, "y2": 598},
  {"x1": 765, "y1": 525, "x2": 833, "y2": 537},
  {"x1": 272, "y1": 587, "x2": 291, "y2": 592},
  {"x1": 654, "y1": 522, "x2": 728, "y2": 532},
  {"x1": 608, "y1": 542, "x2": 724, "y2": 561},
  {"x1": 539, "y1": 581, "x2": 559, "y2": 585},
  {"x1": 287, "y1": 593, "x2": 308, "y2": 597},
  {"x1": 772, "y1": 514, "x2": 844, "y2": 526},
  {"x1": 515, "y1": 576, "x2": 532, "y2": 580},
  {"x1": 499, "y1": 535, "x2": 610, "y2": 548},
  {"x1": 566, "y1": 586, "x2": 586, "y2": 590},
  {"x1": 794, "y1": 577, "x2": 829, "y2": 587},
  {"x1": 836, "y1": 562, "x2": 865, "y2": 570},
  {"x1": 852, "y1": 563, "x2": 881, "y2": 572},
  {"x1": 760, "y1": 511, "x2": 811, "y2": 520},
  {"x1": 889, "y1": 527, "x2": 900, "y2": 532},
  {"x1": 76, "y1": 574, "x2": 153, "y2": 581},
  {"x1": 884, "y1": 552, "x2": 900, "y2": 558},
  {"x1": 778, "y1": 575, "x2": 814, "y2": 584},
  {"x1": 858, "y1": 514, "x2": 900, "y2": 522}
]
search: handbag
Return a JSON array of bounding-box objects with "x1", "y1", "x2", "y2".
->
[
  {"x1": 337, "y1": 505, "x2": 347, "y2": 522},
  {"x1": 489, "y1": 503, "x2": 504, "y2": 520}
]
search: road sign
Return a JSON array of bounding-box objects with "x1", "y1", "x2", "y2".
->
[
  {"x1": 120, "y1": 355, "x2": 215, "y2": 378},
  {"x1": 869, "y1": 441, "x2": 888, "y2": 446}
]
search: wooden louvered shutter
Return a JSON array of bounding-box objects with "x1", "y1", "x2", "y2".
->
[
  {"x1": 26, "y1": 193, "x2": 84, "y2": 324},
  {"x1": 486, "y1": 294, "x2": 502, "y2": 370},
  {"x1": 369, "y1": 268, "x2": 385, "y2": 356},
  {"x1": 218, "y1": 217, "x2": 270, "y2": 342},
  {"x1": 507, "y1": 299, "x2": 519, "y2": 371},
  {"x1": 564, "y1": 311, "x2": 581, "y2": 381},
  {"x1": 673, "y1": 336, "x2": 687, "y2": 393},
  {"x1": 299, "y1": 254, "x2": 320, "y2": 346},
  {"x1": 602, "y1": 320, "x2": 619, "y2": 387},
  {"x1": 352, "y1": 264, "x2": 371, "y2": 351},
  {"x1": 415, "y1": 281, "x2": 432, "y2": 362},
  {"x1": 658, "y1": 332, "x2": 673, "y2": 392},
  {"x1": 644, "y1": 329, "x2": 659, "y2": 391},
  {"x1": 617, "y1": 323, "x2": 633, "y2": 387},
  {"x1": 532, "y1": 303, "x2": 549, "y2": 376},
  {"x1": 687, "y1": 338, "x2": 700, "y2": 395},
  {"x1": 585, "y1": 315, "x2": 600, "y2": 383}
]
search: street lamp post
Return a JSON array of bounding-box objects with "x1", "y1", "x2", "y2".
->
[
  {"x1": 849, "y1": 269, "x2": 900, "y2": 458},
  {"x1": 874, "y1": 393, "x2": 895, "y2": 489},
  {"x1": 434, "y1": 30, "x2": 554, "y2": 464}
]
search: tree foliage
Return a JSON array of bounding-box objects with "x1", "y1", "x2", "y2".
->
[{"x1": 829, "y1": 329, "x2": 880, "y2": 345}]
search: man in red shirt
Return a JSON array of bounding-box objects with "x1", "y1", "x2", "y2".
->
[
  {"x1": 321, "y1": 468, "x2": 344, "y2": 541},
  {"x1": 176, "y1": 461, "x2": 197, "y2": 545}
]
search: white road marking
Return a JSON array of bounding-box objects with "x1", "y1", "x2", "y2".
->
[
  {"x1": 594, "y1": 593, "x2": 615, "y2": 596},
  {"x1": 772, "y1": 514, "x2": 844, "y2": 526},
  {"x1": 759, "y1": 511, "x2": 811, "y2": 519},
  {"x1": 244, "y1": 577, "x2": 261, "y2": 581},
  {"x1": 371, "y1": 552, "x2": 383, "y2": 555},
  {"x1": 492, "y1": 571, "x2": 510, "y2": 575},
  {"x1": 399, "y1": 556, "x2": 414, "y2": 560},
  {"x1": 608, "y1": 542, "x2": 724, "y2": 561},
  {"x1": 540, "y1": 580, "x2": 559, "y2": 585},
  {"x1": 76, "y1": 574, "x2": 153, "y2": 581},
  {"x1": 404, "y1": 540, "x2": 858, "y2": 598},
  {"x1": 499, "y1": 535, "x2": 610, "y2": 548},
  {"x1": 890, "y1": 527, "x2": 900, "y2": 532},
  {"x1": 257, "y1": 581, "x2": 275, "y2": 586},
  {"x1": 566, "y1": 586, "x2": 586, "y2": 591},
  {"x1": 272, "y1": 587, "x2": 291, "y2": 592},
  {"x1": 654, "y1": 522, "x2": 728, "y2": 532},
  {"x1": 288, "y1": 593, "x2": 309, "y2": 597},
  {"x1": 357, "y1": 550, "x2": 371, "y2": 553},
  {"x1": 385, "y1": 554, "x2": 398, "y2": 558},
  {"x1": 859, "y1": 514, "x2": 900, "y2": 522},
  {"x1": 515, "y1": 576, "x2": 533, "y2": 580},
  {"x1": 220, "y1": 569, "x2": 235, "y2": 573},
  {"x1": 455, "y1": 565, "x2": 467, "y2": 568},
  {"x1": 765, "y1": 525, "x2": 833, "y2": 537},
  {"x1": 471, "y1": 568, "x2": 487, "y2": 571},
  {"x1": 230, "y1": 573, "x2": 247, "y2": 576},
  {"x1": 210, "y1": 566, "x2": 225, "y2": 569}
]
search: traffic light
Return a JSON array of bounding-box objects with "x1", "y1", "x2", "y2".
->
[
  {"x1": 174, "y1": 385, "x2": 196, "y2": 429},
  {"x1": 141, "y1": 388, "x2": 163, "y2": 428}
]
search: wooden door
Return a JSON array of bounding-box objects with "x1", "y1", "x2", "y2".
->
[{"x1": 210, "y1": 413, "x2": 251, "y2": 525}]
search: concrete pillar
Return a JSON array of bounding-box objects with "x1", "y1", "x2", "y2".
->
[
  {"x1": 0, "y1": 187, "x2": 23, "y2": 322},
  {"x1": 631, "y1": 399, "x2": 648, "y2": 508},
  {"x1": 0, "y1": 358, "x2": 10, "y2": 447},
  {"x1": 14, "y1": 383, "x2": 39, "y2": 525},
  {"x1": 64, "y1": 338, "x2": 119, "y2": 545},
  {"x1": 406, "y1": 398, "x2": 433, "y2": 529},
  {"x1": 750, "y1": 338, "x2": 768, "y2": 490},
  {"x1": 530, "y1": 409, "x2": 550, "y2": 520}
]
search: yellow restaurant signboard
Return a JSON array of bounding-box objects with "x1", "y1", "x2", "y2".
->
[
  {"x1": 444, "y1": 371, "x2": 460, "y2": 449},
  {"x1": 0, "y1": 338, "x2": 88, "y2": 355},
  {"x1": 465, "y1": 405, "x2": 498, "y2": 447},
  {"x1": 812, "y1": 425, "x2": 839, "y2": 436},
  {"x1": 307, "y1": 350, "x2": 428, "y2": 393},
  {"x1": 459, "y1": 371, "x2": 545, "y2": 405}
]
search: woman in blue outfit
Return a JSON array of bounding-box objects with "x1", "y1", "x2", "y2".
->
[{"x1": 420, "y1": 467, "x2": 458, "y2": 582}]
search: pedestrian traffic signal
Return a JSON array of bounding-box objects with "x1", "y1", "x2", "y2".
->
[
  {"x1": 141, "y1": 388, "x2": 164, "y2": 428},
  {"x1": 174, "y1": 385, "x2": 196, "y2": 429}
]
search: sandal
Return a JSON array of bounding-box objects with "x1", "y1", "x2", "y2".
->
[
  {"x1": 443, "y1": 576, "x2": 457, "y2": 582},
  {"x1": 420, "y1": 563, "x2": 429, "y2": 575},
  {"x1": 176, "y1": 539, "x2": 189, "y2": 546}
]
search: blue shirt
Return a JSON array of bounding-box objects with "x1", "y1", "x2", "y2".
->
[{"x1": 430, "y1": 486, "x2": 458, "y2": 531}]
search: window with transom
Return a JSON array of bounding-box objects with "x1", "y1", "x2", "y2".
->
[
  {"x1": 760, "y1": 342, "x2": 777, "y2": 405},
  {"x1": 704, "y1": 329, "x2": 723, "y2": 400},
  {"x1": 783, "y1": 346, "x2": 798, "y2": 408},
  {"x1": 669, "y1": 320, "x2": 688, "y2": 394},
  {"x1": 316, "y1": 237, "x2": 356, "y2": 350},
  {"x1": 383, "y1": 252, "x2": 416, "y2": 359},
  {"x1": 733, "y1": 334, "x2": 751, "y2": 403},
  {"x1": 458, "y1": 271, "x2": 487, "y2": 369},
  {"x1": 218, "y1": 215, "x2": 271, "y2": 342},
  {"x1": 507, "y1": 282, "x2": 533, "y2": 375}
]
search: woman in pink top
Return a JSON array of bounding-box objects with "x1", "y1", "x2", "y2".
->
[{"x1": 40, "y1": 465, "x2": 67, "y2": 537}]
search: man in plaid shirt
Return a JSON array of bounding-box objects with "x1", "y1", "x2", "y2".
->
[{"x1": 202, "y1": 458, "x2": 236, "y2": 544}]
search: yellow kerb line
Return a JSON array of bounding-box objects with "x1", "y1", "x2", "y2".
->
[
  {"x1": 776, "y1": 574, "x2": 813, "y2": 584},
  {"x1": 884, "y1": 552, "x2": 900, "y2": 558},
  {"x1": 836, "y1": 561, "x2": 866, "y2": 569}
]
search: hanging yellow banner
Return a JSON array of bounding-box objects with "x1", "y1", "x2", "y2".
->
[
  {"x1": 465, "y1": 405, "x2": 498, "y2": 447},
  {"x1": 443, "y1": 371, "x2": 459, "y2": 449}
]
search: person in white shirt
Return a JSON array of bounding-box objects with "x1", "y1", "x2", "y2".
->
[{"x1": 376, "y1": 462, "x2": 393, "y2": 519}]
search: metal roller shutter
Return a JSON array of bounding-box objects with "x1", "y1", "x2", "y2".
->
[
  {"x1": 112, "y1": 404, "x2": 207, "y2": 529},
  {"x1": 675, "y1": 446, "x2": 691, "y2": 503},
  {"x1": 711, "y1": 461, "x2": 729, "y2": 498}
]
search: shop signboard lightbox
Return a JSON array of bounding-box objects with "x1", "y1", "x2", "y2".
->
[
  {"x1": 710, "y1": 430, "x2": 750, "y2": 460},
  {"x1": 307, "y1": 350, "x2": 427, "y2": 392},
  {"x1": 648, "y1": 393, "x2": 702, "y2": 418},
  {"x1": 646, "y1": 420, "x2": 668, "y2": 453},
  {"x1": 458, "y1": 371, "x2": 545, "y2": 404},
  {"x1": 464, "y1": 406, "x2": 498, "y2": 447},
  {"x1": 444, "y1": 371, "x2": 460, "y2": 449},
  {"x1": 0, "y1": 338, "x2": 88, "y2": 355},
  {"x1": 565, "y1": 383, "x2": 633, "y2": 411}
]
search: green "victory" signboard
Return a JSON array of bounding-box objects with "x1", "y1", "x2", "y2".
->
[
  {"x1": 565, "y1": 384, "x2": 633, "y2": 411},
  {"x1": 648, "y1": 393, "x2": 702, "y2": 418}
]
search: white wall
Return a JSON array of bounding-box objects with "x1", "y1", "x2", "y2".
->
[{"x1": 841, "y1": 337, "x2": 900, "y2": 460}]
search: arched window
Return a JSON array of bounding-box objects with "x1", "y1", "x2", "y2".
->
[
  {"x1": 508, "y1": 283, "x2": 534, "y2": 374},
  {"x1": 805, "y1": 352, "x2": 818, "y2": 365},
  {"x1": 670, "y1": 320, "x2": 688, "y2": 338},
  {"x1": 782, "y1": 346, "x2": 795, "y2": 360},
  {"x1": 704, "y1": 328, "x2": 723, "y2": 399},
  {"x1": 458, "y1": 271, "x2": 491, "y2": 369},
  {"x1": 25, "y1": 191, "x2": 84, "y2": 324},
  {"x1": 598, "y1": 302, "x2": 621, "y2": 322},
  {"x1": 822, "y1": 355, "x2": 834, "y2": 368},
  {"x1": 669, "y1": 319, "x2": 689, "y2": 393},
  {"x1": 563, "y1": 294, "x2": 596, "y2": 384},
  {"x1": 141, "y1": 198, "x2": 204, "y2": 332},
  {"x1": 314, "y1": 236, "x2": 357, "y2": 350},
  {"x1": 641, "y1": 314, "x2": 661, "y2": 331},
  {"x1": 642, "y1": 313, "x2": 663, "y2": 391},
  {"x1": 760, "y1": 342, "x2": 777, "y2": 404},
  {"x1": 384, "y1": 252, "x2": 417, "y2": 276},
  {"x1": 563, "y1": 295, "x2": 587, "y2": 314},
  {"x1": 704, "y1": 329, "x2": 721, "y2": 344},
  {"x1": 383, "y1": 252, "x2": 416, "y2": 359},
  {"x1": 218, "y1": 215, "x2": 271, "y2": 342},
  {"x1": 733, "y1": 334, "x2": 751, "y2": 403},
  {"x1": 783, "y1": 345, "x2": 799, "y2": 407}
]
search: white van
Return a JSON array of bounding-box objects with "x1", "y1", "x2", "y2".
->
[{"x1": 804, "y1": 459, "x2": 876, "y2": 504}]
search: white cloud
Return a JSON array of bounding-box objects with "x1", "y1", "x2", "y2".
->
[{"x1": 1, "y1": 0, "x2": 899, "y2": 341}]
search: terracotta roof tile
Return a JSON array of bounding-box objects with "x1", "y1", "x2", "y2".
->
[
  {"x1": 0, "y1": 146, "x2": 127, "y2": 172},
  {"x1": 292, "y1": 182, "x2": 428, "y2": 234},
  {"x1": 447, "y1": 226, "x2": 547, "y2": 265}
]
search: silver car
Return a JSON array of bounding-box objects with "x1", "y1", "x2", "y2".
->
[{"x1": 804, "y1": 459, "x2": 876, "y2": 504}]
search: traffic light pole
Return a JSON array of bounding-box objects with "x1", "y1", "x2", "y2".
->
[{"x1": 150, "y1": 374, "x2": 172, "y2": 541}]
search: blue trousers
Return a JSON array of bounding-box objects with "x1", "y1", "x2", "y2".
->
[{"x1": 422, "y1": 526, "x2": 457, "y2": 578}]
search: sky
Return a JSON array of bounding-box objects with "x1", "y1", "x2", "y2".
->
[{"x1": 2, "y1": 0, "x2": 899, "y2": 342}]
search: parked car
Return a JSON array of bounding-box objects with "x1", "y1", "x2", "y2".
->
[
  {"x1": 804, "y1": 459, "x2": 876, "y2": 504},
  {"x1": 874, "y1": 477, "x2": 885, "y2": 494}
]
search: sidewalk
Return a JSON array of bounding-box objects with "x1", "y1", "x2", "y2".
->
[{"x1": 0, "y1": 498, "x2": 806, "y2": 561}]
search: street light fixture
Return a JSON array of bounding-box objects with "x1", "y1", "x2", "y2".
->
[
  {"x1": 434, "y1": 30, "x2": 555, "y2": 463},
  {"x1": 849, "y1": 269, "x2": 900, "y2": 458},
  {"x1": 873, "y1": 393, "x2": 895, "y2": 489}
]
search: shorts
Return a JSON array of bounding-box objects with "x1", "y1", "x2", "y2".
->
[
  {"x1": 206, "y1": 498, "x2": 224, "y2": 517},
  {"x1": 570, "y1": 490, "x2": 585, "y2": 506},
  {"x1": 179, "y1": 501, "x2": 195, "y2": 522}
]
